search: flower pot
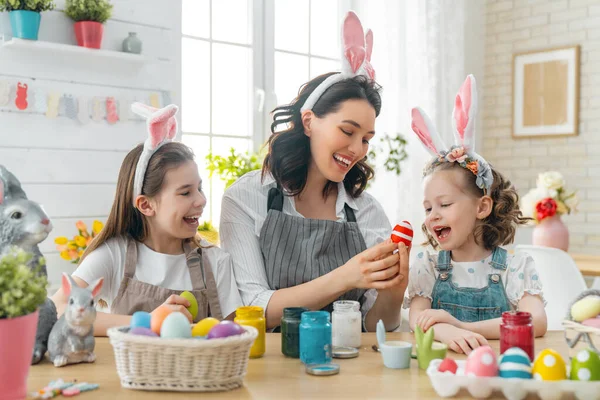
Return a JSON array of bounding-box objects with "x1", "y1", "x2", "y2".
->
[
  {"x1": 532, "y1": 214, "x2": 569, "y2": 252},
  {"x1": 9, "y1": 10, "x2": 41, "y2": 40},
  {"x1": 0, "y1": 310, "x2": 40, "y2": 400},
  {"x1": 74, "y1": 21, "x2": 104, "y2": 49}
]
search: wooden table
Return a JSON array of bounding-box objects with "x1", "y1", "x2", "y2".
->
[
  {"x1": 571, "y1": 254, "x2": 600, "y2": 277},
  {"x1": 27, "y1": 332, "x2": 568, "y2": 399}
]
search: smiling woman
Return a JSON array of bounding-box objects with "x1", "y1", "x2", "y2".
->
[{"x1": 219, "y1": 12, "x2": 410, "y2": 333}]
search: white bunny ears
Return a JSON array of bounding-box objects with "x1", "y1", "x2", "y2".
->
[
  {"x1": 131, "y1": 102, "x2": 179, "y2": 203},
  {"x1": 300, "y1": 11, "x2": 375, "y2": 112},
  {"x1": 411, "y1": 75, "x2": 494, "y2": 191}
]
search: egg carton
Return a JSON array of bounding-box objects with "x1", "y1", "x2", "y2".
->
[{"x1": 426, "y1": 359, "x2": 600, "y2": 400}]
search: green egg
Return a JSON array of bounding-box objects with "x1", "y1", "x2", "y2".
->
[
  {"x1": 180, "y1": 291, "x2": 198, "y2": 320},
  {"x1": 570, "y1": 349, "x2": 600, "y2": 381}
]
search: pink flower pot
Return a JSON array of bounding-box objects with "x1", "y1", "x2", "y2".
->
[
  {"x1": 532, "y1": 214, "x2": 569, "y2": 252},
  {"x1": 0, "y1": 310, "x2": 39, "y2": 400},
  {"x1": 74, "y1": 21, "x2": 104, "y2": 49}
]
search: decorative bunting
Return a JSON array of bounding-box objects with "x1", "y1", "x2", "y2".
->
[
  {"x1": 149, "y1": 93, "x2": 160, "y2": 108},
  {"x1": 106, "y1": 97, "x2": 119, "y2": 124},
  {"x1": 77, "y1": 97, "x2": 90, "y2": 124},
  {"x1": 46, "y1": 92, "x2": 60, "y2": 118},
  {"x1": 15, "y1": 82, "x2": 28, "y2": 110},
  {"x1": 63, "y1": 94, "x2": 78, "y2": 120},
  {"x1": 0, "y1": 80, "x2": 10, "y2": 106},
  {"x1": 92, "y1": 97, "x2": 104, "y2": 122}
]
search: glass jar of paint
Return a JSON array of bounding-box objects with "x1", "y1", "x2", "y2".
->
[
  {"x1": 281, "y1": 307, "x2": 309, "y2": 358},
  {"x1": 332, "y1": 300, "x2": 361, "y2": 348},
  {"x1": 500, "y1": 311, "x2": 534, "y2": 361},
  {"x1": 235, "y1": 306, "x2": 266, "y2": 358},
  {"x1": 299, "y1": 311, "x2": 332, "y2": 365}
]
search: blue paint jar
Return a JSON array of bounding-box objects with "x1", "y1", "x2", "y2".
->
[{"x1": 299, "y1": 311, "x2": 332, "y2": 365}]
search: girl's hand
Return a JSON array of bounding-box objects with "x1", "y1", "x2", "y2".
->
[
  {"x1": 152, "y1": 294, "x2": 193, "y2": 322},
  {"x1": 340, "y1": 241, "x2": 403, "y2": 290},
  {"x1": 417, "y1": 309, "x2": 461, "y2": 331},
  {"x1": 435, "y1": 324, "x2": 488, "y2": 355}
]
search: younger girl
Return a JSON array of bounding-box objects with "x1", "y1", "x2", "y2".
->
[
  {"x1": 405, "y1": 75, "x2": 547, "y2": 354},
  {"x1": 51, "y1": 103, "x2": 242, "y2": 336}
]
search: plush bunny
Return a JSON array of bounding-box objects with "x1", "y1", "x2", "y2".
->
[
  {"x1": 0, "y1": 164, "x2": 58, "y2": 364},
  {"x1": 47, "y1": 273, "x2": 103, "y2": 367}
]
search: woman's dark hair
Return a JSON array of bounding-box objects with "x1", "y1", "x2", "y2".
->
[
  {"x1": 262, "y1": 72, "x2": 382, "y2": 198},
  {"x1": 421, "y1": 162, "x2": 531, "y2": 250}
]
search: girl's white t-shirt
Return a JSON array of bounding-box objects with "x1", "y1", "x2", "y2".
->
[{"x1": 73, "y1": 236, "x2": 242, "y2": 318}]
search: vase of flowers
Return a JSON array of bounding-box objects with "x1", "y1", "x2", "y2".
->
[
  {"x1": 54, "y1": 220, "x2": 104, "y2": 263},
  {"x1": 520, "y1": 171, "x2": 578, "y2": 252}
]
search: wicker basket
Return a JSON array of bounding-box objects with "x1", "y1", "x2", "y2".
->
[
  {"x1": 563, "y1": 319, "x2": 600, "y2": 359},
  {"x1": 107, "y1": 325, "x2": 258, "y2": 392}
]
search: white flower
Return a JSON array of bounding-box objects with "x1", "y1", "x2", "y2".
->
[
  {"x1": 537, "y1": 171, "x2": 565, "y2": 191},
  {"x1": 520, "y1": 187, "x2": 552, "y2": 218},
  {"x1": 565, "y1": 193, "x2": 579, "y2": 213}
]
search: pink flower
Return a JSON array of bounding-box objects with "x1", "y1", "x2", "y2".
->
[{"x1": 445, "y1": 147, "x2": 468, "y2": 163}]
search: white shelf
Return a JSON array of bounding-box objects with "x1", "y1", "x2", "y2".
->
[{"x1": 1, "y1": 38, "x2": 151, "y2": 67}]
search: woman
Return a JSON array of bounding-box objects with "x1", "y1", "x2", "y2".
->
[{"x1": 220, "y1": 12, "x2": 408, "y2": 331}]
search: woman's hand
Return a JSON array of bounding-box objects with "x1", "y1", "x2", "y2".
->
[
  {"x1": 339, "y1": 241, "x2": 403, "y2": 290},
  {"x1": 151, "y1": 294, "x2": 193, "y2": 322}
]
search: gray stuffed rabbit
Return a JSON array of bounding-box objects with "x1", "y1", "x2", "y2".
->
[
  {"x1": 48, "y1": 273, "x2": 103, "y2": 367},
  {"x1": 0, "y1": 165, "x2": 58, "y2": 364}
]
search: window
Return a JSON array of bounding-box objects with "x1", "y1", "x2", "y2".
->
[{"x1": 181, "y1": 0, "x2": 351, "y2": 226}]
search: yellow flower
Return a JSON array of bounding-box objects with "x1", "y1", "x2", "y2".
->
[
  {"x1": 56, "y1": 244, "x2": 68, "y2": 252},
  {"x1": 556, "y1": 201, "x2": 568, "y2": 215},
  {"x1": 74, "y1": 235, "x2": 87, "y2": 247},
  {"x1": 60, "y1": 250, "x2": 72, "y2": 261},
  {"x1": 54, "y1": 236, "x2": 68, "y2": 245},
  {"x1": 67, "y1": 241, "x2": 78, "y2": 250},
  {"x1": 92, "y1": 220, "x2": 104, "y2": 235},
  {"x1": 78, "y1": 250, "x2": 84, "y2": 258}
]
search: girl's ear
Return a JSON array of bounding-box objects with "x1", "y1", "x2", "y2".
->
[
  {"x1": 301, "y1": 110, "x2": 313, "y2": 137},
  {"x1": 477, "y1": 195, "x2": 493, "y2": 220},
  {"x1": 135, "y1": 195, "x2": 156, "y2": 217}
]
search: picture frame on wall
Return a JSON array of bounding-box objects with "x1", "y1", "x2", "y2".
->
[{"x1": 512, "y1": 45, "x2": 580, "y2": 139}]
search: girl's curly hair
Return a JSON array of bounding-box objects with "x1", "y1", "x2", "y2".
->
[{"x1": 422, "y1": 161, "x2": 531, "y2": 250}]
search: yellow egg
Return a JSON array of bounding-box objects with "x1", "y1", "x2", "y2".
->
[
  {"x1": 192, "y1": 317, "x2": 220, "y2": 337},
  {"x1": 532, "y1": 349, "x2": 567, "y2": 381}
]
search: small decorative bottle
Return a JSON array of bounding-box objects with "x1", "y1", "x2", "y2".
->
[
  {"x1": 299, "y1": 311, "x2": 332, "y2": 365},
  {"x1": 281, "y1": 307, "x2": 309, "y2": 358},
  {"x1": 500, "y1": 311, "x2": 535, "y2": 361},
  {"x1": 122, "y1": 32, "x2": 142, "y2": 54},
  {"x1": 332, "y1": 300, "x2": 361, "y2": 348},
  {"x1": 234, "y1": 306, "x2": 266, "y2": 358}
]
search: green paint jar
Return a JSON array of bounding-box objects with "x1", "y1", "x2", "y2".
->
[{"x1": 281, "y1": 307, "x2": 309, "y2": 358}]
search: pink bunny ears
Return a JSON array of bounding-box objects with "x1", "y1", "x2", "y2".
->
[
  {"x1": 131, "y1": 102, "x2": 179, "y2": 203},
  {"x1": 301, "y1": 11, "x2": 375, "y2": 112},
  {"x1": 411, "y1": 75, "x2": 494, "y2": 191}
]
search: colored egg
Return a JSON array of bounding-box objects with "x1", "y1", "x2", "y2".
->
[
  {"x1": 180, "y1": 290, "x2": 199, "y2": 321},
  {"x1": 130, "y1": 327, "x2": 159, "y2": 337},
  {"x1": 499, "y1": 347, "x2": 532, "y2": 379},
  {"x1": 438, "y1": 357, "x2": 458, "y2": 374},
  {"x1": 192, "y1": 317, "x2": 220, "y2": 337},
  {"x1": 582, "y1": 317, "x2": 600, "y2": 329},
  {"x1": 130, "y1": 311, "x2": 152, "y2": 329},
  {"x1": 151, "y1": 305, "x2": 174, "y2": 335},
  {"x1": 391, "y1": 221, "x2": 413, "y2": 246},
  {"x1": 532, "y1": 349, "x2": 567, "y2": 381},
  {"x1": 207, "y1": 320, "x2": 245, "y2": 339},
  {"x1": 571, "y1": 296, "x2": 600, "y2": 322},
  {"x1": 465, "y1": 346, "x2": 498, "y2": 377},
  {"x1": 570, "y1": 349, "x2": 600, "y2": 381},
  {"x1": 160, "y1": 312, "x2": 192, "y2": 339}
]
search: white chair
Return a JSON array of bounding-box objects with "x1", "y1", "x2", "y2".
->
[{"x1": 514, "y1": 245, "x2": 587, "y2": 331}]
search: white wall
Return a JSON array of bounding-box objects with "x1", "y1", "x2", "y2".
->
[{"x1": 0, "y1": 0, "x2": 182, "y2": 292}]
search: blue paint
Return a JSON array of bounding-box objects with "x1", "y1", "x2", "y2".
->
[{"x1": 299, "y1": 311, "x2": 332, "y2": 365}]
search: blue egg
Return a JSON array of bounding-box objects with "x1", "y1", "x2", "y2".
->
[
  {"x1": 499, "y1": 347, "x2": 532, "y2": 379},
  {"x1": 131, "y1": 311, "x2": 152, "y2": 329},
  {"x1": 160, "y1": 312, "x2": 192, "y2": 339}
]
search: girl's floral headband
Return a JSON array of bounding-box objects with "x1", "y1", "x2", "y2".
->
[{"x1": 410, "y1": 75, "x2": 494, "y2": 192}]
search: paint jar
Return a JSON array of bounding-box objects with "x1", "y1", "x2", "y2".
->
[
  {"x1": 332, "y1": 300, "x2": 361, "y2": 348},
  {"x1": 281, "y1": 307, "x2": 309, "y2": 358},
  {"x1": 235, "y1": 306, "x2": 266, "y2": 358},
  {"x1": 299, "y1": 311, "x2": 332, "y2": 365}
]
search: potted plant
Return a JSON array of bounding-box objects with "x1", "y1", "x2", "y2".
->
[
  {"x1": 64, "y1": 0, "x2": 113, "y2": 49},
  {"x1": 206, "y1": 147, "x2": 265, "y2": 189},
  {"x1": 0, "y1": 0, "x2": 55, "y2": 40},
  {"x1": 0, "y1": 247, "x2": 48, "y2": 400},
  {"x1": 520, "y1": 171, "x2": 579, "y2": 252}
]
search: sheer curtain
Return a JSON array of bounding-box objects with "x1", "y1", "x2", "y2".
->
[{"x1": 356, "y1": 0, "x2": 486, "y2": 245}]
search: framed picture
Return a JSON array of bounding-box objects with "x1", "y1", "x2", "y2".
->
[{"x1": 512, "y1": 45, "x2": 580, "y2": 138}]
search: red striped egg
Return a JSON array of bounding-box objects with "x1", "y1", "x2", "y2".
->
[{"x1": 391, "y1": 221, "x2": 413, "y2": 246}]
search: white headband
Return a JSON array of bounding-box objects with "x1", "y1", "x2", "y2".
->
[
  {"x1": 300, "y1": 11, "x2": 375, "y2": 112},
  {"x1": 411, "y1": 75, "x2": 494, "y2": 191},
  {"x1": 131, "y1": 102, "x2": 179, "y2": 204}
]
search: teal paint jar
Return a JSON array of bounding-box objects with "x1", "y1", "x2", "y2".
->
[{"x1": 299, "y1": 311, "x2": 332, "y2": 365}]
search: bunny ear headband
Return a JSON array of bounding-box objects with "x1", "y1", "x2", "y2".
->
[
  {"x1": 410, "y1": 74, "x2": 494, "y2": 193},
  {"x1": 300, "y1": 11, "x2": 375, "y2": 112},
  {"x1": 131, "y1": 102, "x2": 179, "y2": 204}
]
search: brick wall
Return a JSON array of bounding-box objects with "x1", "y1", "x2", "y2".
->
[{"x1": 483, "y1": 0, "x2": 600, "y2": 254}]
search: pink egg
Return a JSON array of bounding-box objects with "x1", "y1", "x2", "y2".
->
[
  {"x1": 465, "y1": 346, "x2": 498, "y2": 377},
  {"x1": 207, "y1": 321, "x2": 245, "y2": 339},
  {"x1": 582, "y1": 317, "x2": 600, "y2": 329}
]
